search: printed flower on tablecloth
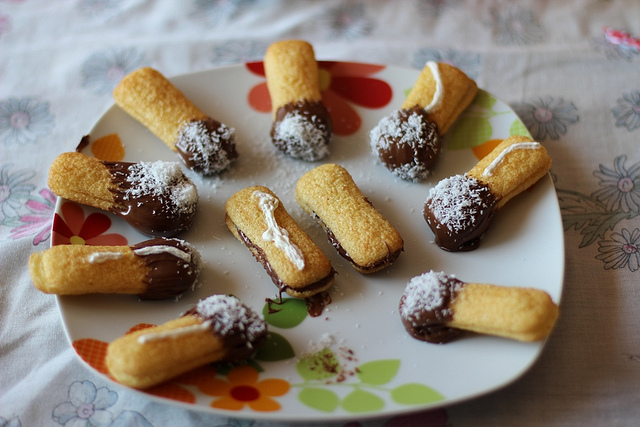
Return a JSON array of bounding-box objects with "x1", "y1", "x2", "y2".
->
[
  {"x1": 0, "y1": 165, "x2": 35, "y2": 226},
  {"x1": 9, "y1": 188, "x2": 56, "y2": 245},
  {"x1": 411, "y1": 48, "x2": 482, "y2": 79},
  {"x1": 489, "y1": 4, "x2": 544, "y2": 46},
  {"x1": 511, "y1": 96, "x2": 579, "y2": 140},
  {"x1": 596, "y1": 228, "x2": 640, "y2": 272},
  {"x1": 52, "y1": 201, "x2": 127, "y2": 246},
  {"x1": 51, "y1": 379, "x2": 156, "y2": 427},
  {"x1": 320, "y1": 0, "x2": 373, "y2": 40},
  {"x1": 211, "y1": 40, "x2": 267, "y2": 66},
  {"x1": 558, "y1": 156, "x2": 640, "y2": 253},
  {"x1": 199, "y1": 364, "x2": 290, "y2": 412},
  {"x1": 612, "y1": 90, "x2": 640, "y2": 132},
  {"x1": 52, "y1": 380, "x2": 117, "y2": 426},
  {"x1": 247, "y1": 61, "x2": 392, "y2": 136},
  {"x1": 592, "y1": 155, "x2": 640, "y2": 213},
  {"x1": 190, "y1": 0, "x2": 255, "y2": 25},
  {"x1": 81, "y1": 48, "x2": 144, "y2": 95},
  {"x1": 0, "y1": 97, "x2": 55, "y2": 145}
]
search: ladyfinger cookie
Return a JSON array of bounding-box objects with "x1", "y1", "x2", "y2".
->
[
  {"x1": 106, "y1": 294, "x2": 268, "y2": 389},
  {"x1": 264, "y1": 40, "x2": 332, "y2": 161},
  {"x1": 48, "y1": 152, "x2": 198, "y2": 237},
  {"x1": 225, "y1": 186, "x2": 335, "y2": 298},
  {"x1": 423, "y1": 135, "x2": 551, "y2": 251},
  {"x1": 399, "y1": 271, "x2": 559, "y2": 344},
  {"x1": 296, "y1": 164, "x2": 404, "y2": 274},
  {"x1": 113, "y1": 67, "x2": 237, "y2": 175},
  {"x1": 370, "y1": 62, "x2": 477, "y2": 182},
  {"x1": 29, "y1": 238, "x2": 201, "y2": 300}
]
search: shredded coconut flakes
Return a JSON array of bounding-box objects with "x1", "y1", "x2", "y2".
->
[
  {"x1": 274, "y1": 112, "x2": 329, "y2": 161},
  {"x1": 426, "y1": 175, "x2": 489, "y2": 232},
  {"x1": 195, "y1": 295, "x2": 266, "y2": 341},
  {"x1": 124, "y1": 161, "x2": 198, "y2": 214},
  {"x1": 400, "y1": 271, "x2": 462, "y2": 322},
  {"x1": 178, "y1": 120, "x2": 235, "y2": 175}
]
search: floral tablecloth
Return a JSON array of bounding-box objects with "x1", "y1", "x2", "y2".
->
[{"x1": 2, "y1": 1, "x2": 640, "y2": 426}]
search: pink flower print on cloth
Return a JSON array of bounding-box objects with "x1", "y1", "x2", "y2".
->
[{"x1": 9, "y1": 188, "x2": 56, "y2": 245}]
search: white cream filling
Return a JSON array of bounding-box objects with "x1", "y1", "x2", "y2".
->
[
  {"x1": 253, "y1": 190, "x2": 305, "y2": 270},
  {"x1": 423, "y1": 61, "x2": 444, "y2": 113},
  {"x1": 483, "y1": 142, "x2": 542, "y2": 176},
  {"x1": 137, "y1": 320, "x2": 212, "y2": 344},
  {"x1": 87, "y1": 252, "x2": 123, "y2": 263},
  {"x1": 133, "y1": 245, "x2": 191, "y2": 262}
]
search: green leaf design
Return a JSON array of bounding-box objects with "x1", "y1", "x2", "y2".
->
[
  {"x1": 474, "y1": 90, "x2": 497, "y2": 110},
  {"x1": 509, "y1": 118, "x2": 530, "y2": 137},
  {"x1": 296, "y1": 348, "x2": 340, "y2": 381},
  {"x1": 447, "y1": 116, "x2": 493, "y2": 150},
  {"x1": 298, "y1": 387, "x2": 339, "y2": 413},
  {"x1": 356, "y1": 359, "x2": 400, "y2": 385},
  {"x1": 262, "y1": 298, "x2": 307, "y2": 329},
  {"x1": 391, "y1": 383, "x2": 444, "y2": 405},
  {"x1": 341, "y1": 389, "x2": 385, "y2": 413},
  {"x1": 557, "y1": 189, "x2": 639, "y2": 247},
  {"x1": 254, "y1": 332, "x2": 295, "y2": 361}
]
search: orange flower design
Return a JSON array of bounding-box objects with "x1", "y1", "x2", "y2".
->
[
  {"x1": 246, "y1": 61, "x2": 392, "y2": 136},
  {"x1": 199, "y1": 364, "x2": 290, "y2": 412},
  {"x1": 52, "y1": 201, "x2": 127, "y2": 246}
]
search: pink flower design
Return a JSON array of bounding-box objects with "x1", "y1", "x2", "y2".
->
[
  {"x1": 9, "y1": 188, "x2": 56, "y2": 245},
  {"x1": 52, "y1": 201, "x2": 127, "y2": 246}
]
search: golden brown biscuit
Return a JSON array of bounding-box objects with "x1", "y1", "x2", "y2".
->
[
  {"x1": 106, "y1": 294, "x2": 267, "y2": 389},
  {"x1": 423, "y1": 135, "x2": 551, "y2": 251},
  {"x1": 264, "y1": 40, "x2": 331, "y2": 161},
  {"x1": 296, "y1": 164, "x2": 404, "y2": 273},
  {"x1": 29, "y1": 238, "x2": 201, "y2": 300},
  {"x1": 225, "y1": 186, "x2": 335, "y2": 298},
  {"x1": 48, "y1": 152, "x2": 198, "y2": 237},
  {"x1": 370, "y1": 62, "x2": 478, "y2": 182},
  {"x1": 401, "y1": 62, "x2": 478, "y2": 135},
  {"x1": 467, "y1": 135, "x2": 552, "y2": 208},
  {"x1": 399, "y1": 271, "x2": 559, "y2": 343},
  {"x1": 113, "y1": 67, "x2": 237, "y2": 175}
]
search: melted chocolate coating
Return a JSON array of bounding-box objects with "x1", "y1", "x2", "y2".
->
[
  {"x1": 399, "y1": 272, "x2": 465, "y2": 344},
  {"x1": 105, "y1": 161, "x2": 197, "y2": 237},
  {"x1": 270, "y1": 100, "x2": 332, "y2": 161},
  {"x1": 175, "y1": 118, "x2": 237, "y2": 175},
  {"x1": 132, "y1": 238, "x2": 200, "y2": 300},
  {"x1": 371, "y1": 106, "x2": 440, "y2": 182},
  {"x1": 423, "y1": 175, "x2": 497, "y2": 252},
  {"x1": 235, "y1": 225, "x2": 336, "y2": 296}
]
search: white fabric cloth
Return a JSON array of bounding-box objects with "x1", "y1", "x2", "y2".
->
[{"x1": 3, "y1": 1, "x2": 640, "y2": 425}]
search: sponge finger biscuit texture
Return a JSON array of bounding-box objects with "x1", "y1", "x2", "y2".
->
[
  {"x1": 467, "y1": 135, "x2": 552, "y2": 208},
  {"x1": 114, "y1": 67, "x2": 208, "y2": 149},
  {"x1": 401, "y1": 62, "x2": 478, "y2": 135},
  {"x1": 450, "y1": 283, "x2": 559, "y2": 342},
  {"x1": 264, "y1": 40, "x2": 322, "y2": 116},
  {"x1": 48, "y1": 152, "x2": 118, "y2": 211},
  {"x1": 225, "y1": 185, "x2": 334, "y2": 297},
  {"x1": 296, "y1": 163, "x2": 404, "y2": 273}
]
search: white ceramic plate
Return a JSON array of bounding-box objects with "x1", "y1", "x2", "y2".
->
[{"x1": 53, "y1": 62, "x2": 564, "y2": 423}]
